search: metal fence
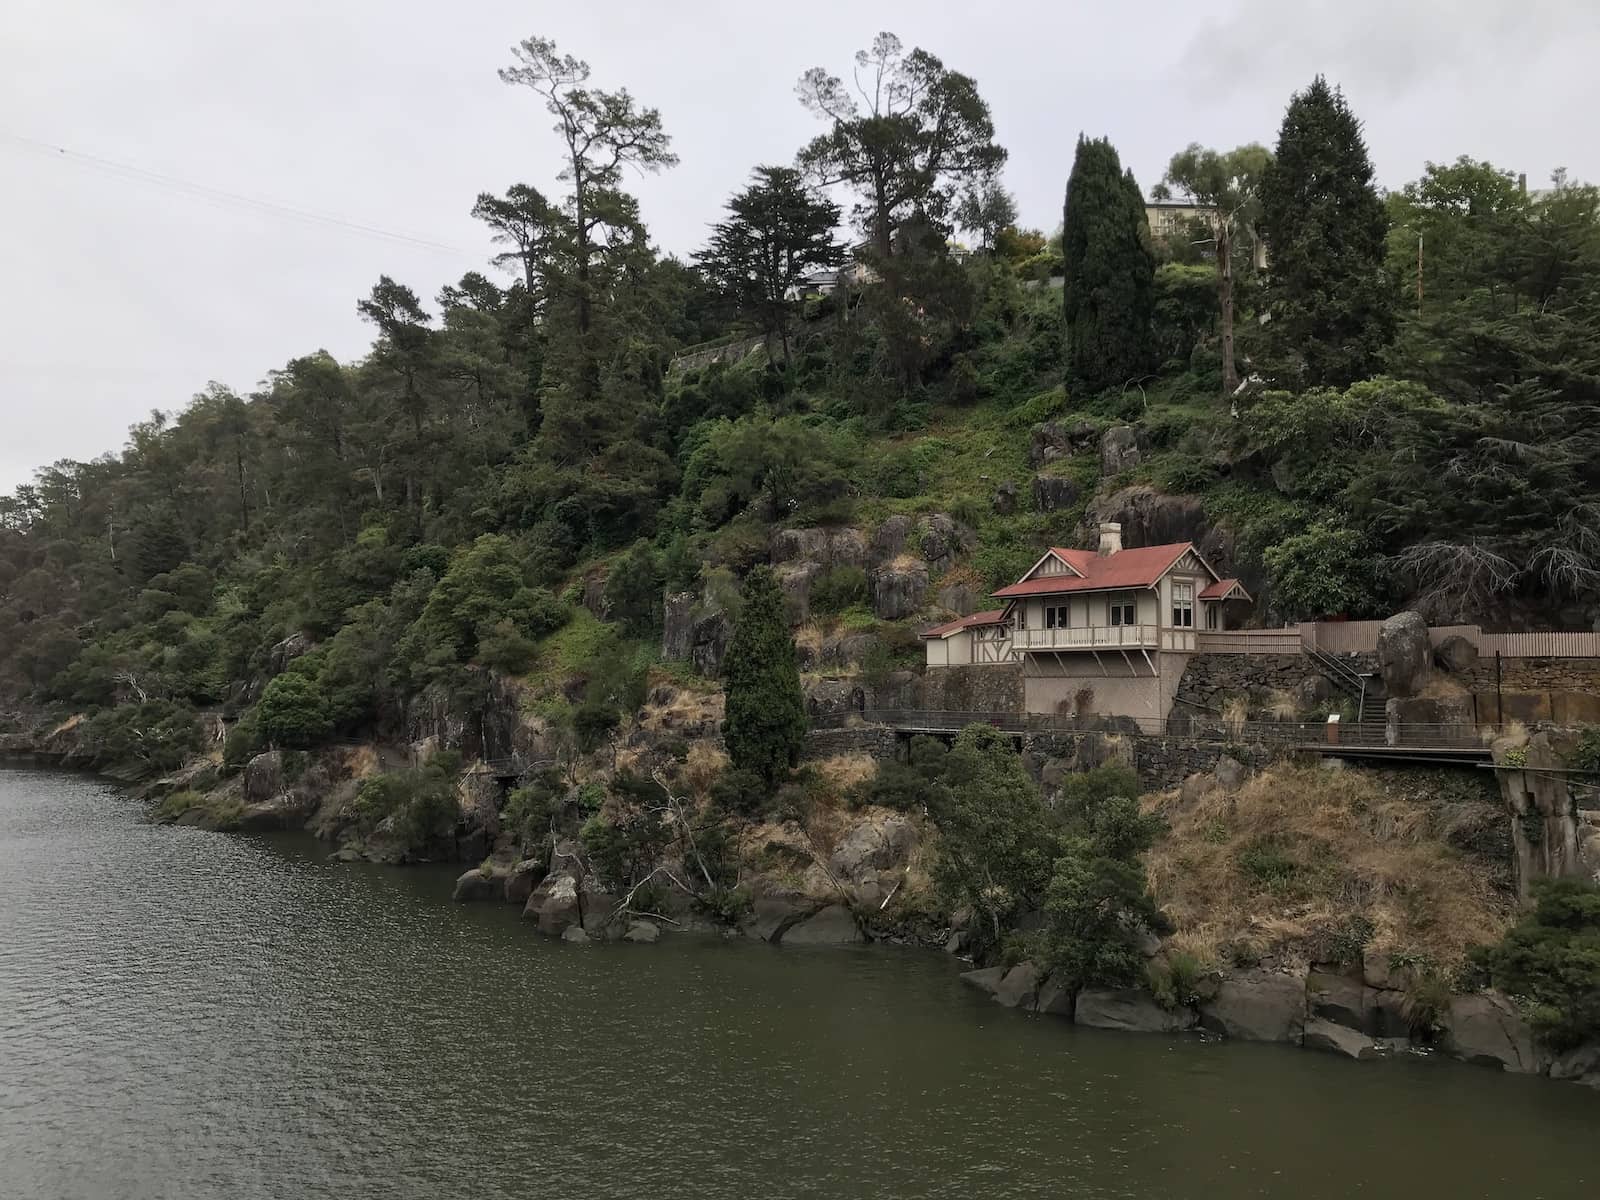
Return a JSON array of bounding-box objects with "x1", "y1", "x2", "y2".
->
[{"x1": 812, "y1": 707, "x2": 1505, "y2": 750}]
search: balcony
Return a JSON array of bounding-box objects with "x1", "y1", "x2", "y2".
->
[{"x1": 1012, "y1": 624, "x2": 1161, "y2": 651}]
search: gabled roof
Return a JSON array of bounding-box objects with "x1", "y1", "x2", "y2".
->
[
  {"x1": 919, "y1": 609, "x2": 1008, "y2": 640},
  {"x1": 993, "y1": 543, "x2": 1204, "y2": 598},
  {"x1": 1200, "y1": 578, "x2": 1251, "y2": 602}
]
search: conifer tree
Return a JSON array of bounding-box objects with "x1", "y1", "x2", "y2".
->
[
  {"x1": 720, "y1": 566, "x2": 806, "y2": 784},
  {"x1": 1259, "y1": 77, "x2": 1395, "y2": 387},
  {"x1": 1062, "y1": 136, "x2": 1155, "y2": 397}
]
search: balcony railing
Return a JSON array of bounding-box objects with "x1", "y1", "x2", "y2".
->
[{"x1": 1012, "y1": 624, "x2": 1159, "y2": 651}]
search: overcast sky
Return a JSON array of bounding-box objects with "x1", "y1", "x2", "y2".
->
[{"x1": 3, "y1": 0, "x2": 1597, "y2": 492}]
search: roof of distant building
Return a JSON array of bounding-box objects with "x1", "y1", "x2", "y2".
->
[
  {"x1": 919, "y1": 609, "x2": 1009, "y2": 639},
  {"x1": 992, "y1": 543, "x2": 1201, "y2": 598}
]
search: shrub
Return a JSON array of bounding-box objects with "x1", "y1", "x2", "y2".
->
[
  {"x1": 1148, "y1": 950, "x2": 1208, "y2": 1010},
  {"x1": 1470, "y1": 879, "x2": 1600, "y2": 1051},
  {"x1": 256, "y1": 672, "x2": 332, "y2": 748},
  {"x1": 1236, "y1": 836, "x2": 1300, "y2": 891},
  {"x1": 82, "y1": 700, "x2": 204, "y2": 778},
  {"x1": 1566, "y1": 730, "x2": 1600, "y2": 774},
  {"x1": 809, "y1": 565, "x2": 868, "y2": 615}
]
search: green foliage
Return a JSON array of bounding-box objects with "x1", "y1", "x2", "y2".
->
[
  {"x1": 1262, "y1": 522, "x2": 1382, "y2": 619},
  {"x1": 503, "y1": 771, "x2": 562, "y2": 847},
  {"x1": 1566, "y1": 730, "x2": 1600, "y2": 774},
  {"x1": 1470, "y1": 879, "x2": 1600, "y2": 1051},
  {"x1": 1259, "y1": 76, "x2": 1395, "y2": 386},
  {"x1": 1148, "y1": 950, "x2": 1208, "y2": 1011},
  {"x1": 603, "y1": 540, "x2": 664, "y2": 637},
  {"x1": 351, "y1": 752, "x2": 462, "y2": 857},
  {"x1": 680, "y1": 413, "x2": 857, "y2": 529},
  {"x1": 808, "y1": 565, "x2": 868, "y2": 615},
  {"x1": 1236, "y1": 836, "x2": 1301, "y2": 891},
  {"x1": 256, "y1": 672, "x2": 332, "y2": 749},
  {"x1": 720, "y1": 566, "x2": 806, "y2": 785},
  {"x1": 82, "y1": 700, "x2": 204, "y2": 778},
  {"x1": 1062, "y1": 135, "x2": 1155, "y2": 396},
  {"x1": 415, "y1": 535, "x2": 569, "y2": 665}
]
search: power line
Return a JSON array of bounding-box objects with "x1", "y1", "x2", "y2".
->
[{"x1": 1, "y1": 131, "x2": 477, "y2": 257}]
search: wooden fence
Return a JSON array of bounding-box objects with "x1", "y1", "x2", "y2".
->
[{"x1": 1200, "y1": 622, "x2": 1600, "y2": 659}]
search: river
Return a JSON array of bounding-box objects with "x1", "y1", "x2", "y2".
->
[{"x1": 0, "y1": 765, "x2": 1594, "y2": 1199}]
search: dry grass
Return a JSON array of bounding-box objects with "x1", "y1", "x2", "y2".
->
[
  {"x1": 794, "y1": 622, "x2": 825, "y2": 660},
  {"x1": 812, "y1": 753, "x2": 878, "y2": 798},
  {"x1": 1221, "y1": 696, "x2": 1249, "y2": 736},
  {"x1": 637, "y1": 685, "x2": 724, "y2": 735},
  {"x1": 342, "y1": 744, "x2": 381, "y2": 780},
  {"x1": 678, "y1": 742, "x2": 729, "y2": 798},
  {"x1": 1144, "y1": 763, "x2": 1515, "y2": 971},
  {"x1": 1265, "y1": 688, "x2": 1299, "y2": 722}
]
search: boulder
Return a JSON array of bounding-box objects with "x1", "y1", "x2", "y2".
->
[
  {"x1": 1441, "y1": 992, "x2": 1539, "y2": 1072},
  {"x1": 266, "y1": 631, "x2": 314, "y2": 677},
  {"x1": 828, "y1": 528, "x2": 869, "y2": 569},
  {"x1": 870, "y1": 560, "x2": 929, "y2": 620},
  {"x1": 690, "y1": 605, "x2": 732, "y2": 678},
  {"x1": 1549, "y1": 1043, "x2": 1600, "y2": 1087},
  {"x1": 961, "y1": 965, "x2": 1007, "y2": 998},
  {"x1": 661, "y1": 591, "x2": 696, "y2": 662},
  {"x1": 1075, "y1": 987, "x2": 1197, "y2": 1033},
  {"x1": 822, "y1": 633, "x2": 876, "y2": 669},
  {"x1": 828, "y1": 813, "x2": 917, "y2": 883},
  {"x1": 1030, "y1": 418, "x2": 1099, "y2": 467},
  {"x1": 1034, "y1": 975, "x2": 1076, "y2": 1017},
  {"x1": 782, "y1": 904, "x2": 864, "y2": 945},
  {"x1": 742, "y1": 897, "x2": 816, "y2": 943},
  {"x1": 992, "y1": 962, "x2": 1042, "y2": 1010},
  {"x1": 1032, "y1": 474, "x2": 1080, "y2": 513},
  {"x1": 505, "y1": 858, "x2": 545, "y2": 907},
  {"x1": 1213, "y1": 755, "x2": 1250, "y2": 792},
  {"x1": 770, "y1": 527, "x2": 830, "y2": 564},
  {"x1": 944, "y1": 930, "x2": 968, "y2": 956},
  {"x1": 235, "y1": 792, "x2": 318, "y2": 833},
  {"x1": 1367, "y1": 989, "x2": 1412, "y2": 1039},
  {"x1": 561, "y1": 925, "x2": 591, "y2": 944},
  {"x1": 775, "y1": 560, "x2": 822, "y2": 622},
  {"x1": 529, "y1": 874, "x2": 582, "y2": 937},
  {"x1": 451, "y1": 868, "x2": 505, "y2": 903},
  {"x1": 579, "y1": 885, "x2": 619, "y2": 936},
  {"x1": 805, "y1": 679, "x2": 865, "y2": 722},
  {"x1": 581, "y1": 570, "x2": 609, "y2": 619},
  {"x1": 1178, "y1": 771, "x2": 1216, "y2": 804},
  {"x1": 624, "y1": 921, "x2": 661, "y2": 944},
  {"x1": 1306, "y1": 971, "x2": 1368, "y2": 1032},
  {"x1": 1303, "y1": 1019, "x2": 1382, "y2": 1061},
  {"x1": 1100, "y1": 425, "x2": 1143, "y2": 475},
  {"x1": 1434, "y1": 634, "x2": 1479, "y2": 673},
  {"x1": 870, "y1": 515, "x2": 913, "y2": 565},
  {"x1": 919, "y1": 514, "x2": 975, "y2": 570},
  {"x1": 243, "y1": 751, "x2": 286, "y2": 807},
  {"x1": 1376, "y1": 611, "x2": 1432, "y2": 699},
  {"x1": 991, "y1": 481, "x2": 1019, "y2": 515},
  {"x1": 937, "y1": 583, "x2": 978, "y2": 616},
  {"x1": 1200, "y1": 971, "x2": 1307, "y2": 1043}
]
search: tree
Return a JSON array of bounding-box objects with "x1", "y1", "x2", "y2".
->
[
  {"x1": 696, "y1": 166, "x2": 842, "y2": 365},
  {"x1": 256, "y1": 672, "x2": 332, "y2": 748},
  {"x1": 1062, "y1": 136, "x2": 1155, "y2": 396},
  {"x1": 1153, "y1": 142, "x2": 1272, "y2": 393},
  {"x1": 1262, "y1": 521, "x2": 1382, "y2": 620},
  {"x1": 796, "y1": 32, "x2": 1005, "y2": 262},
  {"x1": 925, "y1": 724, "x2": 1060, "y2": 955},
  {"x1": 471, "y1": 183, "x2": 564, "y2": 300},
  {"x1": 1039, "y1": 792, "x2": 1169, "y2": 1008},
  {"x1": 499, "y1": 35, "x2": 676, "y2": 390},
  {"x1": 1471, "y1": 879, "x2": 1600, "y2": 1051},
  {"x1": 955, "y1": 181, "x2": 1018, "y2": 252},
  {"x1": 720, "y1": 566, "x2": 805, "y2": 784},
  {"x1": 1259, "y1": 77, "x2": 1395, "y2": 387}
]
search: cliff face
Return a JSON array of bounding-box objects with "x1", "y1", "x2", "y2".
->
[{"x1": 1491, "y1": 730, "x2": 1600, "y2": 898}]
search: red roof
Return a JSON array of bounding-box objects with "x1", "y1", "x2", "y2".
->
[
  {"x1": 1200, "y1": 578, "x2": 1250, "y2": 601},
  {"x1": 992, "y1": 544, "x2": 1194, "y2": 598},
  {"x1": 920, "y1": 609, "x2": 1009, "y2": 639}
]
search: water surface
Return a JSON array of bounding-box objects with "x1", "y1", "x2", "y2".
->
[{"x1": 0, "y1": 765, "x2": 1594, "y2": 1199}]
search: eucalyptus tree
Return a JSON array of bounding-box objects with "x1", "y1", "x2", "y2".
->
[{"x1": 1153, "y1": 142, "x2": 1272, "y2": 393}]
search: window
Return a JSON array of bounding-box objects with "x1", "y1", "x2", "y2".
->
[
  {"x1": 1045, "y1": 605, "x2": 1071, "y2": 630},
  {"x1": 1206, "y1": 602, "x2": 1219, "y2": 630},
  {"x1": 1108, "y1": 593, "x2": 1137, "y2": 626},
  {"x1": 1172, "y1": 582, "x2": 1194, "y2": 628}
]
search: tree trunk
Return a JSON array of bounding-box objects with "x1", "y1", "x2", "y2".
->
[{"x1": 1216, "y1": 219, "x2": 1239, "y2": 395}]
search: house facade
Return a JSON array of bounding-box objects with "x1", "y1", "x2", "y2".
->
[{"x1": 919, "y1": 523, "x2": 1251, "y2": 721}]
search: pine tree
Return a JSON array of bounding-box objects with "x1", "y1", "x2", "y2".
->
[
  {"x1": 720, "y1": 566, "x2": 806, "y2": 784},
  {"x1": 1259, "y1": 76, "x2": 1396, "y2": 387},
  {"x1": 1062, "y1": 136, "x2": 1155, "y2": 397}
]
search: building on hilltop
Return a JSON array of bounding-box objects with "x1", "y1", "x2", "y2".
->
[
  {"x1": 1144, "y1": 198, "x2": 1268, "y2": 271},
  {"x1": 920, "y1": 523, "x2": 1251, "y2": 720}
]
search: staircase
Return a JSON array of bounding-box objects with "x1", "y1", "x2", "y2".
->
[{"x1": 1305, "y1": 646, "x2": 1382, "y2": 725}]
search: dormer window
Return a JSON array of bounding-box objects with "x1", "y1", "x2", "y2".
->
[{"x1": 1173, "y1": 582, "x2": 1194, "y2": 628}]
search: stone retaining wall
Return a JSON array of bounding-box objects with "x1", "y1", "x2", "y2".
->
[{"x1": 1175, "y1": 653, "x2": 1373, "y2": 715}]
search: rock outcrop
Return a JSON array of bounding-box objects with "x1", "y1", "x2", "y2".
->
[
  {"x1": 1099, "y1": 425, "x2": 1143, "y2": 475},
  {"x1": 782, "y1": 904, "x2": 864, "y2": 945},
  {"x1": 1030, "y1": 418, "x2": 1099, "y2": 467},
  {"x1": 1376, "y1": 611, "x2": 1431, "y2": 698},
  {"x1": 1442, "y1": 992, "x2": 1540, "y2": 1072},
  {"x1": 1200, "y1": 970, "x2": 1307, "y2": 1044},
  {"x1": 1075, "y1": 987, "x2": 1196, "y2": 1033},
  {"x1": 871, "y1": 559, "x2": 929, "y2": 620},
  {"x1": 1032, "y1": 475, "x2": 1079, "y2": 512}
]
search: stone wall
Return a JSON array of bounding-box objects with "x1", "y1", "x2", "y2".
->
[
  {"x1": 1455, "y1": 657, "x2": 1600, "y2": 726},
  {"x1": 1175, "y1": 653, "x2": 1372, "y2": 716},
  {"x1": 802, "y1": 725, "x2": 899, "y2": 761},
  {"x1": 908, "y1": 664, "x2": 1024, "y2": 712}
]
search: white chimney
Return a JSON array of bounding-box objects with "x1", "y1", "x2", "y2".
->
[{"x1": 1097, "y1": 522, "x2": 1123, "y2": 557}]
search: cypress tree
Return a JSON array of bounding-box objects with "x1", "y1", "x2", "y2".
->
[
  {"x1": 720, "y1": 566, "x2": 806, "y2": 784},
  {"x1": 1259, "y1": 76, "x2": 1396, "y2": 387},
  {"x1": 1062, "y1": 135, "x2": 1155, "y2": 397}
]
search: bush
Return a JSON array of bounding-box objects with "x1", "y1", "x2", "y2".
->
[
  {"x1": 351, "y1": 753, "x2": 462, "y2": 857},
  {"x1": 83, "y1": 700, "x2": 204, "y2": 778},
  {"x1": 1148, "y1": 950, "x2": 1208, "y2": 1010},
  {"x1": 256, "y1": 672, "x2": 332, "y2": 748},
  {"x1": 809, "y1": 565, "x2": 868, "y2": 615},
  {"x1": 1567, "y1": 730, "x2": 1600, "y2": 774},
  {"x1": 1236, "y1": 836, "x2": 1300, "y2": 892},
  {"x1": 1470, "y1": 879, "x2": 1600, "y2": 1051}
]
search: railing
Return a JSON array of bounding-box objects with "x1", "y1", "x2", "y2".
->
[
  {"x1": 1012, "y1": 624, "x2": 1158, "y2": 651},
  {"x1": 813, "y1": 707, "x2": 1507, "y2": 752},
  {"x1": 1194, "y1": 629, "x2": 1306, "y2": 654},
  {"x1": 1302, "y1": 621, "x2": 1600, "y2": 658}
]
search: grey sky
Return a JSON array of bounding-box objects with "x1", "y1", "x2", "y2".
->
[{"x1": 3, "y1": 0, "x2": 1597, "y2": 493}]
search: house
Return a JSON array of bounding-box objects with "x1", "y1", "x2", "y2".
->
[
  {"x1": 1144, "y1": 199, "x2": 1268, "y2": 271},
  {"x1": 920, "y1": 523, "x2": 1252, "y2": 720}
]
